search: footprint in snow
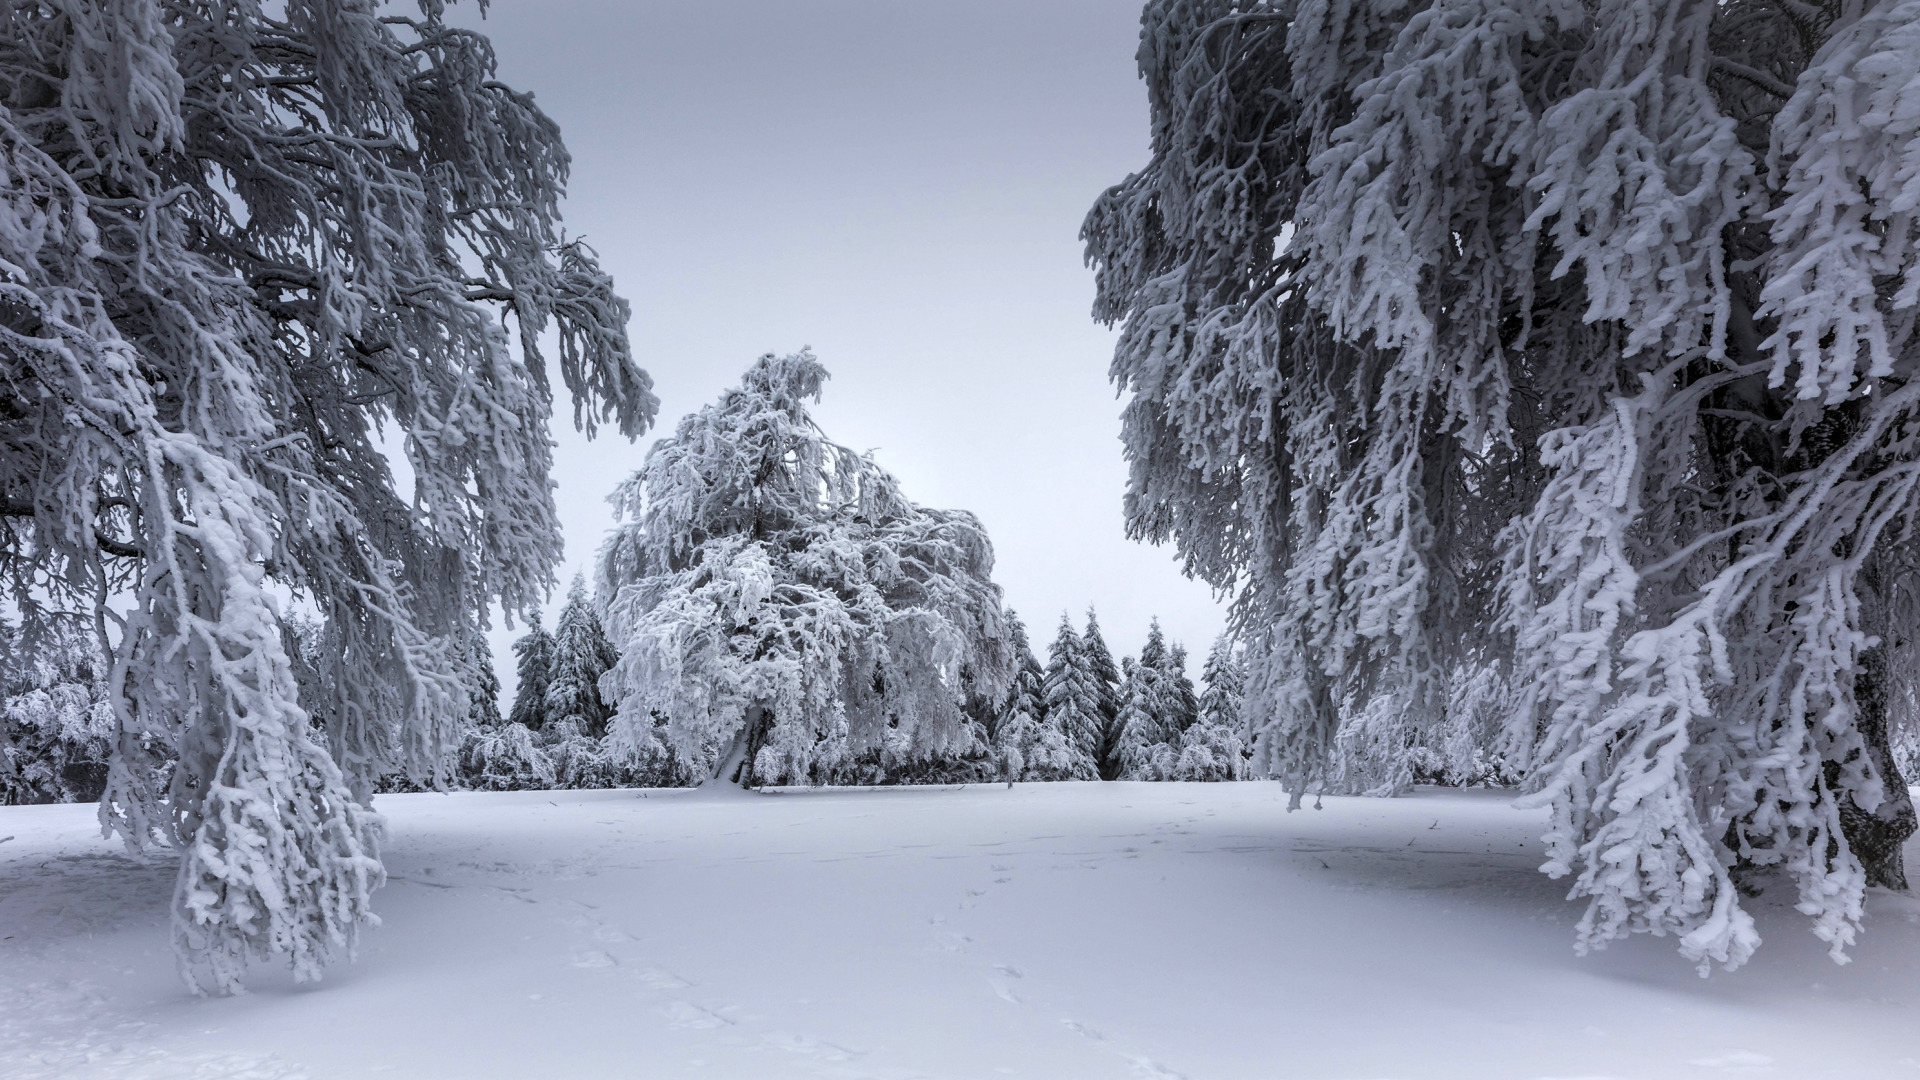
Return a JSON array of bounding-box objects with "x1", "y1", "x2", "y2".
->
[
  {"x1": 569, "y1": 949, "x2": 617, "y2": 969},
  {"x1": 660, "y1": 1001, "x2": 734, "y2": 1030},
  {"x1": 637, "y1": 967, "x2": 691, "y2": 990},
  {"x1": 592, "y1": 926, "x2": 636, "y2": 944},
  {"x1": 933, "y1": 931, "x2": 972, "y2": 953},
  {"x1": 989, "y1": 979, "x2": 1021, "y2": 1005}
]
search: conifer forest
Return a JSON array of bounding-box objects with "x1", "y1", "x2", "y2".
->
[{"x1": 1, "y1": 1, "x2": 1916, "y2": 1076}]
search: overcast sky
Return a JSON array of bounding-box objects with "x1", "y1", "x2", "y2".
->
[{"x1": 455, "y1": 0, "x2": 1227, "y2": 688}]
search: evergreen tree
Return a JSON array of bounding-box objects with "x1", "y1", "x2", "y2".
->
[
  {"x1": 509, "y1": 613, "x2": 557, "y2": 732},
  {"x1": 998, "y1": 611, "x2": 1089, "y2": 782},
  {"x1": 1, "y1": 616, "x2": 114, "y2": 805},
  {"x1": 467, "y1": 633, "x2": 504, "y2": 732},
  {"x1": 598, "y1": 352, "x2": 1014, "y2": 787},
  {"x1": 1080, "y1": 609, "x2": 1127, "y2": 779},
  {"x1": 1165, "y1": 642, "x2": 1199, "y2": 734},
  {"x1": 1043, "y1": 614, "x2": 1100, "y2": 766},
  {"x1": 1116, "y1": 620, "x2": 1180, "y2": 780},
  {"x1": 545, "y1": 576, "x2": 619, "y2": 739},
  {"x1": 1175, "y1": 633, "x2": 1247, "y2": 782}
]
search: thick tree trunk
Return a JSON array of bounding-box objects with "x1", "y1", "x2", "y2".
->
[
  {"x1": 705, "y1": 705, "x2": 771, "y2": 790},
  {"x1": 1842, "y1": 646, "x2": 1916, "y2": 891}
]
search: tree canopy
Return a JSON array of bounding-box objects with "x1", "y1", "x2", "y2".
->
[
  {"x1": 0, "y1": 0, "x2": 653, "y2": 992},
  {"x1": 1086, "y1": 0, "x2": 1920, "y2": 970},
  {"x1": 598, "y1": 351, "x2": 1014, "y2": 786}
]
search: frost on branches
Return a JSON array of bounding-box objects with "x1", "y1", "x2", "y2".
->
[
  {"x1": 597, "y1": 352, "x2": 1014, "y2": 788},
  {"x1": 1087, "y1": 0, "x2": 1920, "y2": 970},
  {"x1": 0, "y1": 1, "x2": 653, "y2": 992}
]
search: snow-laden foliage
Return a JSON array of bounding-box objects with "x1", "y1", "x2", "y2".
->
[
  {"x1": 995, "y1": 611, "x2": 1087, "y2": 782},
  {"x1": 2, "y1": 615, "x2": 115, "y2": 803},
  {"x1": 1079, "y1": 609, "x2": 1128, "y2": 778},
  {"x1": 509, "y1": 612, "x2": 557, "y2": 731},
  {"x1": 1117, "y1": 621, "x2": 1183, "y2": 780},
  {"x1": 545, "y1": 576, "x2": 618, "y2": 739},
  {"x1": 0, "y1": 0, "x2": 654, "y2": 992},
  {"x1": 1089, "y1": 0, "x2": 1920, "y2": 969},
  {"x1": 598, "y1": 351, "x2": 1014, "y2": 787},
  {"x1": 1041, "y1": 614, "x2": 1104, "y2": 779},
  {"x1": 1174, "y1": 632, "x2": 1248, "y2": 781}
]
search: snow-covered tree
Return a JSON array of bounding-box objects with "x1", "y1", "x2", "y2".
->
[
  {"x1": 2, "y1": 616, "x2": 115, "y2": 804},
  {"x1": 509, "y1": 613, "x2": 558, "y2": 732},
  {"x1": 997, "y1": 611, "x2": 1089, "y2": 782},
  {"x1": 597, "y1": 351, "x2": 1014, "y2": 787},
  {"x1": 1042, "y1": 614, "x2": 1103, "y2": 777},
  {"x1": 1117, "y1": 620, "x2": 1182, "y2": 779},
  {"x1": 1175, "y1": 634, "x2": 1247, "y2": 781},
  {"x1": 546, "y1": 576, "x2": 618, "y2": 739},
  {"x1": 1086, "y1": 0, "x2": 1920, "y2": 969},
  {"x1": 0, "y1": 0, "x2": 655, "y2": 992},
  {"x1": 1080, "y1": 609, "x2": 1127, "y2": 779}
]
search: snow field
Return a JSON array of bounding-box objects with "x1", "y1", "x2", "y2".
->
[{"x1": 2, "y1": 782, "x2": 1916, "y2": 1079}]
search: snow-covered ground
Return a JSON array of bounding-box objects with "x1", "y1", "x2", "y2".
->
[{"x1": 2, "y1": 782, "x2": 1915, "y2": 1079}]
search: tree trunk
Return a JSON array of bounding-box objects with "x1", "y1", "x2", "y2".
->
[
  {"x1": 1841, "y1": 645, "x2": 1916, "y2": 891},
  {"x1": 706, "y1": 705, "x2": 771, "y2": 790}
]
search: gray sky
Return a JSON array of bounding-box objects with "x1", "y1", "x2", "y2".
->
[{"x1": 458, "y1": 0, "x2": 1227, "y2": 688}]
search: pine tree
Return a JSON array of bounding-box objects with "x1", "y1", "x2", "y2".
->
[
  {"x1": 1085, "y1": 0, "x2": 1920, "y2": 967},
  {"x1": 1080, "y1": 609, "x2": 1127, "y2": 780},
  {"x1": 545, "y1": 576, "x2": 619, "y2": 739},
  {"x1": 598, "y1": 352, "x2": 1014, "y2": 787},
  {"x1": 509, "y1": 613, "x2": 557, "y2": 733}
]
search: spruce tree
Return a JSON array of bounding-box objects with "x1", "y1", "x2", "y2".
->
[
  {"x1": 1043, "y1": 614, "x2": 1097, "y2": 764},
  {"x1": 1175, "y1": 633, "x2": 1246, "y2": 782},
  {"x1": 467, "y1": 633, "x2": 504, "y2": 732},
  {"x1": 545, "y1": 576, "x2": 619, "y2": 739},
  {"x1": 1080, "y1": 609, "x2": 1126, "y2": 780},
  {"x1": 999, "y1": 611, "x2": 1089, "y2": 782},
  {"x1": 1116, "y1": 620, "x2": 1180, "y2": 780},
  {"x1": 1165, "y1": 643, "x2": 1199, "y2": 734},
  {"x1": 509, "y1": 613, "x2": 557, "y2": 732}
]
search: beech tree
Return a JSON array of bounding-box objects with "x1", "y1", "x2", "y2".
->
[
  {"x1": 1087, "y1": 0, "x2": 1920, "y2": 969},
  {"x1": 0, "y1": 0, "x2": 654, "y2": 992},
  {"x1": 597, "y1": 351, "x2": 1014, "y2": 787}
]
